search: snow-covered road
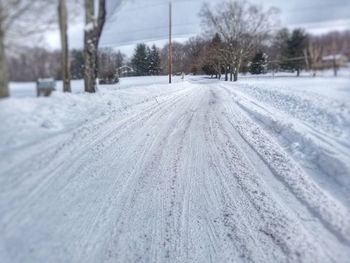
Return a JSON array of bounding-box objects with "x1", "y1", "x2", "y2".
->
[{"x1": 1, "y1": 77, "x2": 350, "y2": 262}]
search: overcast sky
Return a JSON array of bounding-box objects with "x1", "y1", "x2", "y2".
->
[{"x1": 46, "y1": 0, "x2": 350, "y2": 56}]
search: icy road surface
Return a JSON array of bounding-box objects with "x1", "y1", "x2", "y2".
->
[{"x1": 1, "y1": 77, "x2": 350, "y2": 262}]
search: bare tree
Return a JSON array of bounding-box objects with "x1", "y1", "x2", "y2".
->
[
  {"x1": 183, "y1": 36, "x2": 205, "y2": 74},
  {"x1": 160, "y1": 42, "x2": 187, "y2": 75},
  {"x1": 0, "y1": 16, "x2": 7, "y2": 97},
  {"x1": 84, "y1": 0, "x2": 106, "y2": 93},
  {"x1": 0, "y1": 0, "x2": 56, "y2": 98},
  {"x1": 303, "y1": 38, "x2": 323, "y2": 77},
  {"x1": 200, "y1": 0, "x2": 278, "y2": 81},
  {"x1": 202, "y1": 33, "x2": 225, "y2": 79},
  {"x1": 58, "y1": 0, "x2": 71, "y2": 92},
  {"x1": 98, "y1": 47, "x2": 124, "y2": 79},
  {"x1": 7, "y1": 47, "x2": 61, "y2": 81}
]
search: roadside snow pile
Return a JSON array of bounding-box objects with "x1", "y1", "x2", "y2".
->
[
  {"x1": 222, "y1": 102, "x2": 350, "y2": 245},
  {"x1": 0, "y1": 92, "x2": 112, "y2": 151},
  {"x1": 9, "y1": 80, "x2": 85, "y2": 98},
  {"x1": 235, "y1": 79, "x2": 350, "y2": 141},
  {"x1": 0, "y1": 80, "x2": 187, "y2": 152},
  {"x1": 8, "y1": 76, "x2": 181, "y2": 99},
  {"x1": 236, "y1": 100, "x2": 350, "y2": 188},
  {"x1": 221, "y1": 77, "x2": 350, "y2": 204}
]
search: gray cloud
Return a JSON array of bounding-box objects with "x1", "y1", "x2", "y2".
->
[
  {"x1": 100, "y1": 0, "x2": 350, "y2": 48},
  {"x1": 45, "y1": 0, "x2": 350, "y2": 51}
]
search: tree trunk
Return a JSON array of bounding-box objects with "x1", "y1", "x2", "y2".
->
[
  {"x1": 0, "y1": 28, "x2": 8, "y2": 98},
  {"x1": 303, "y1": 49, "x2": 309, "y2": 72},
  {"x1": 84, "y1": 34, "x2": 96, "y2": 92},
  {"x1": 233, "y1": 71, "x2": 238, "y2": 82},
  {"x1": 84, "y1": 0, "x2": 106, "y2": 93},
  {"x1": 333, "y1": 57, "x2": 337, "y2": 77},
  {"x1": 233, "y1": 60, "x2": 241, "y2": 82},
  {"x1": 296, "y1": 69, "x2": 300, "y2": 77},
  {"x1": 224, "y1": 66, "x2": 228, "y2": 81},
  {"x1": 59, "y1": 0, "x2": 71, "y2": 92},
  {"x1": 229, "y1": 65, "x2": 233, "y2": 81},
  {"x1": 84, "y1": 0, "x2": 96, "y2": 93}
]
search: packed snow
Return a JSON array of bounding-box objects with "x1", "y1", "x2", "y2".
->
[{"x1": 0, "y1": 75, "x2": 350, "y2": 262}]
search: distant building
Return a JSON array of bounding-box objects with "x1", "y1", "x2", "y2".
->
[
  {"x1": 118, "y1": 65, "x2": 134, "y2": 77},
  {"x1": 322, "y1": 54, "x2": 348, "y2": 68}
]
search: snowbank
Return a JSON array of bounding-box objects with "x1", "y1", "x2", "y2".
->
[
  {"x1": 220, "y1": 76, "x2": 350, "y2": 206},
  {"x1": 1, "y1": 78, "x2": 187, "y2": 152}
]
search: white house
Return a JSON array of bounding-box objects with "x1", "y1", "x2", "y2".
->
[{"x1": 118, "y1": 65, "x2": 134, "y2": 77}]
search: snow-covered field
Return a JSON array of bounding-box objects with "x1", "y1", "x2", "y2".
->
[{"x1": 0, "y1": 75, "x2": 350, "y2": 262}]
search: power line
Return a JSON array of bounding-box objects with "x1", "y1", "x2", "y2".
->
[
  {"x1": 103, "y1": 19, "x2": 350, "y2": 37},
  {"x1": 100, "y1": 33, "x2": 196, "y2": 48},
  {"x1": 103, "y1": 21, "x2": 198, "y2": 36}
]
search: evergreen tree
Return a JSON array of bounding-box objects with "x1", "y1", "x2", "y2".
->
[
  {"x1": 249, "y1": 52, "x2": 267, "y2": 74},
  {"x1": 131, "y1": 43, "x2": 149, "y2": 76},
  {"x1": 146, "y1": 46, "x2": 152, "y2": 75},
  {"x1": 148, "y1": 45, "x2": 161, "y2": 75},
  {"x1": 280, "y1": 29, "x2": 308, "y2": 76},
  {"x1": 71, "y1": 49, "x2": 85, "y2": 79}
]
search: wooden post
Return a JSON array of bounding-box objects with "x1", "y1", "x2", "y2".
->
[{"x1": 168, "y1": 2, "x2": 172, "y2": 84}]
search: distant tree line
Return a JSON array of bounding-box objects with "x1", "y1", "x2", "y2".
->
[
  {"x1": 129, "y1": 28, "x2": 349, "y2": 80},
  {"x1": 6, "y1": 47, "x2": 126, "y2": 82},
  {"x1": 6, "y1": 28, "x2": 349, "y2": 83},
  {"x1": 7, "y1": 48, "x2": 62, "y2": 82}
]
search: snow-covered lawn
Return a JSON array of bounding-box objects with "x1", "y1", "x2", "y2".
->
[
  {"x1": 0, "y1": 75, "x2": 350, "y2": 262},
  {"x1": 2, "y1": 76, "x2": 184, "y2": 151}
]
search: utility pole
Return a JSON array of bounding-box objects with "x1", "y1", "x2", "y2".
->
[{"x1": 168, "y1": 2, "x2": 172, "y2": 84}]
